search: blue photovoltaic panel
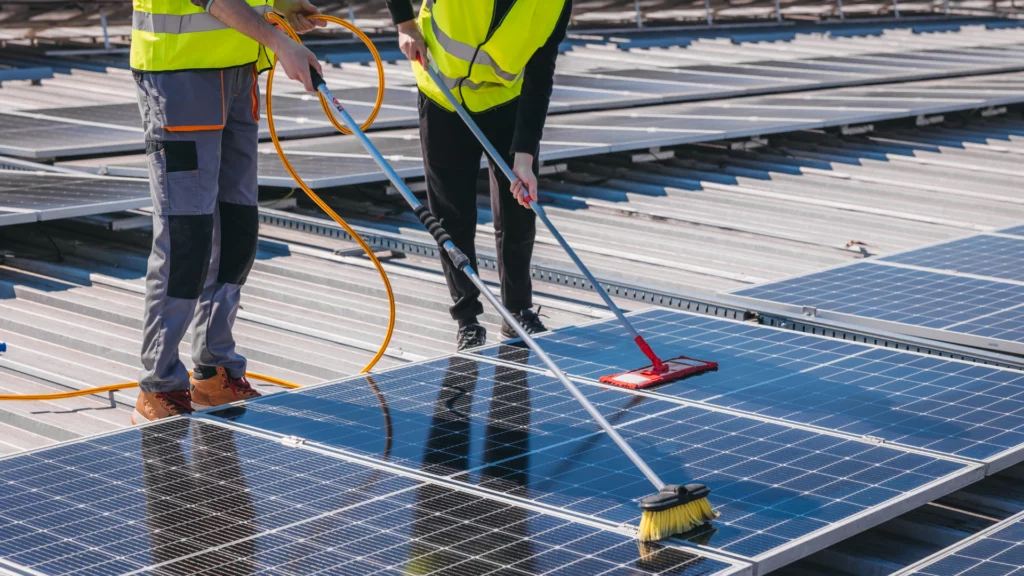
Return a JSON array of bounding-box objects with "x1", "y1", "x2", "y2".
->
[
  {"x1": 999, "y1": 224, "x2": 1024, "y2": 237},
  {"x1": 213, "y1": 355, "x2": 675, "y2": 477},
  {"x1": 905, "y1": 511, "x2": 1024, "y2": 575},
  {"x1": 475, "y1": 310, "x2": 1024, "y2": 460},
  {"x1": 0, "y1": 418, "x2": 738, "y2": 576},
  {"x1": 881, "y1": 235, "x2": 1024, "y2": 283},
  {"x1": 213, "y1": 354, "x2": 973, "y2": 561},
  {"x1": 467, "y1": 309, "x2": 1024, "y2": 463},
  {"x1": 732, "y1": 262, "x2": 1024, "y2": 341}
]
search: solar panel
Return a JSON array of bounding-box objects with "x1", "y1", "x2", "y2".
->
[
  {"x1": 898, "y1": 510, "x2": 1024, "y2": 575},
  {"x1": 466, "y1": 308, "x2": 1024, "y2": 468},
  {"x1": 0, "y1": 418, "x2": 745, "y2": 576},
  {"x1": 0, "y1": 171, "x2": 151, "y2": 226},
  {"x1": 999, "y1": 224, "x2": 1024, "y2": 237},
  {"x1": 880, "y1": 234, "x2": 1024, "y2": 283},
  {"x1": 739, "y1": 262, "x2": 1024, "y2": 328},
  {"x1": 211, "y1": 353, "x2": 977, "y2": 571}
]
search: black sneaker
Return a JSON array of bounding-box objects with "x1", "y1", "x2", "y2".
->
[
  {"x1": 457, "y1": 324, "x2": 487, "y2": 351},
  {"x1": 501, "y1": 307, "x2": 548, "y2": 339}
]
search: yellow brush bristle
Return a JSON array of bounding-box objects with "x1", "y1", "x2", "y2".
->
[{"x1": 637, "y1": 498, "x2": 718, "y2": 542}]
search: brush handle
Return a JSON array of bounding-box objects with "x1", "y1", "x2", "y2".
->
[
  {"x1": 422, "y1": 65, "x2": 645, "y2": 345},
  {"x1": 316, "y1": 81, "x2": 667, "y2": 492}
]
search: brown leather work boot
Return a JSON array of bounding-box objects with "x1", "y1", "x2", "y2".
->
[
  {"x1": 191, "y1": 367, "x2": 262, "y2": 408},
  {"x1": 131, "y1": 390, "x2": 194, "y2": 425}
]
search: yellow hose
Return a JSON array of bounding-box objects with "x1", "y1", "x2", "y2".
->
[{"x1": 0, "y1": 16, "x2": 393, "y2": 402}]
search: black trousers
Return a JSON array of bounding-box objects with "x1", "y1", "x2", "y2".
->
[{"x1": 418, "y1": 92, "x2": 538, "y2": 324}]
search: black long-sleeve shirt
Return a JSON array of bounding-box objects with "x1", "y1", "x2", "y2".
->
[{"x1": 387, "y1": 0, "x2": 571, "y2": 155}]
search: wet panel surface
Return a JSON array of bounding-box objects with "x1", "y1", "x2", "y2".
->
[
  {"x1": 467, "y1": 309, "x2": 1024, "y2": 462},
  {"x1": 0, "y1": 418, "x2": 740, "y2": 575}
]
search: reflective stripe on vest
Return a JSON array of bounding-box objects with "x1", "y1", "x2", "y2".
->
[
  {"x1": 133, "y1": 5, "x2": 272, "y2": 34},
  {"x1": 130, "y1": 0, "x2": 274, "y2": 72},
  {"x1": 415, "y1": 0, "x2": 564, "y2": 113}
]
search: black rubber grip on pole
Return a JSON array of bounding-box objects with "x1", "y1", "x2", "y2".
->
[
  {"x1": 309, "y1": 65, "x2": 325, "y2": 90},
  {"x1": 414, "y1": 205, "x2": 452, "y2": 247},
  {"x1": 413, "y1": 205, "x2": 469, "y2": 269}
]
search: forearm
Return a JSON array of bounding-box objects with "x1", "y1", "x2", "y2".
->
[{"x1": 208, "y1": 0, "x2": 289, "y2": 50}]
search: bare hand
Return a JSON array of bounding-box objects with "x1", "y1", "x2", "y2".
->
[
  {"x1": 510, "y1": 152, "x2": 536, "y2": 209},
  {"x1": 276, "y1": 0, "x2": 326, "y2": 34},
  {"x1": 397, "y1": 20, "x2": 428, "y2": 66},
  {"x1": 274, "y1": 36, "x2": 322, "y2": 92}
]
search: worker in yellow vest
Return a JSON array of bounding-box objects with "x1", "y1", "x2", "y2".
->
[
  {"x1": 390, "y1": 0, "x2": 572, "y2": 351},
  {"x1": 130, "y1": 0, "x2": 324, "y2": 423}
]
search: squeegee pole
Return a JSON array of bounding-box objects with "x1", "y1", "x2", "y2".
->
[
  {"x1": 314, "y1": 75, "x2": 666, "y2": 492},
  {"x1": 423, "y1": 66, "x2": 646, "y2": 344}
]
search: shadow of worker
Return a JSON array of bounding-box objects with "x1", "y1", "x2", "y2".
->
[
  {"x1": 408, "y1": 354, "x2": 537, "y2": 572},
  {"x1": 140, "y1": 420, "x2": 257, "y2": 574}
]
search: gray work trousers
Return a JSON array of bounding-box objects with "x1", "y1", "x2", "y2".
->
[{"x1": 135, "y1": 64, "x2": 261, "y2": 393}]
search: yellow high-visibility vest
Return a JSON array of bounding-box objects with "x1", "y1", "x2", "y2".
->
[
  {"x1": 415, "y1": 0, "x2": 566, "y2": 113},
  {"x1": 130, "y1": 0, "x2": 275, "y2": 72}
]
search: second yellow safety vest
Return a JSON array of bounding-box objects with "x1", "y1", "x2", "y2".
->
[
  {"x1": 415, "y1": 0, "x2": 566, "y2": 113},
  {"x1": 130, "y1": 0, "x2": 275, "y2": 72}
]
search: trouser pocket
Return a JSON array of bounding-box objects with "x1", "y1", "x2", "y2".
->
[{"x1": 146, "y1": 139, "x2": 202, "y2": 216}]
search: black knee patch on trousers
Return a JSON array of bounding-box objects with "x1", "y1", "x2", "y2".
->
[
  {"x1": 168, "y1": 214, "x2": 214, "y2": 299},
  {"x1": 218, "y1": 202, "x2": 259, "y2": 285}
]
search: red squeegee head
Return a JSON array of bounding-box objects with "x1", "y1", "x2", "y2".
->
[{"x1": 598, "y1": 336, "x2": 718, "y2": 390}]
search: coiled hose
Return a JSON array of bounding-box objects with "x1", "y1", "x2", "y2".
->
[{"x1": 0, "y1": 14, "x2": 393, "y2": 402}]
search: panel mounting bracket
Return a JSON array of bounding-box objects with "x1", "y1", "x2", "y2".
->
[
  {"x1": 538, "y1": 162, "x2": 567, "y2": 176},
  {"x1": 863, "y1": 435, "x2": 886, "y2": 445},
  {"x1": 839, "y1": 124, "x2": 873, "y2": 136},
  {"x1": 631, "y1": 147, "x2": 674, "y2": 163},
  {"x1": 802, "y1": 306, "x2": 817, "y2": 317},
  {"x1": 915, "y1": 114, "x2": 944, "y2": 127},
  {"x1": 730, "y1": 137, "x2": 768, "y2": 151},
  {"x1": 280, "y1": 435, "x2": 307, "y2": 447},
  {"x1": 981, "y1": 106, "x2": 1008, "y2": 117}
]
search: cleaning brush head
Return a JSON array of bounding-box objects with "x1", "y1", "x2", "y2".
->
[
  {"x1": 637, "y1": 484, "x2": 718, "y2": 542},
  {"x1": 600, "y1": 356, "x2": 717, "y2": 390}
]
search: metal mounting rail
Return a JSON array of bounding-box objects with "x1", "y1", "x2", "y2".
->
[{"x1": 259, "y1": 207, "x2": 1024, "y2": 370}]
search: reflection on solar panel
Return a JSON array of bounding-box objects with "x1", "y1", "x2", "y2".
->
[
  {"x1": 467, "y1": 309, "x2": 1024, "y2": 467},
  {"x1": 881, "y1": 234, "x2": 1024, "y2": 283},
  {"x1": 212, "y1": 351, "x2": 976, "y2": 570},
  {"x1": 0, "y1": 418, "x2": 744, "y2": 576},
  {"x1": 898, "y1": 510, "x2": 1024, "y2": 575},
  {"x1": 0, "y1": 171, "x2": 151, "y2": 227}
]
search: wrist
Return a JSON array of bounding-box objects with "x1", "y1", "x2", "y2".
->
[
  {"x1": 514, "y1": 152, "x2": 534, "y2": 166},
  {"x1": 397, "y1": 20, "x2": 417, "y2": 33},
  {"x1": 266, "y1": 28, "x2": 291, "y2": 52}
]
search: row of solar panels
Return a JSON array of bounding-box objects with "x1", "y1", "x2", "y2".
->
[
  {"x1": 11, "y1": 305, "x2": 1024, "y2": 575},
  {"x1": 7, "y1": 38, "x2": 1024, "y2": 160},
  {"x1": 65, "y1": 70, "x2": 1024, "y2": 190}
]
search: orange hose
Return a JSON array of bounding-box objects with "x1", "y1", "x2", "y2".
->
[{"x1": 265, "y1": 12, "x2": 394, "y2": 375}]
